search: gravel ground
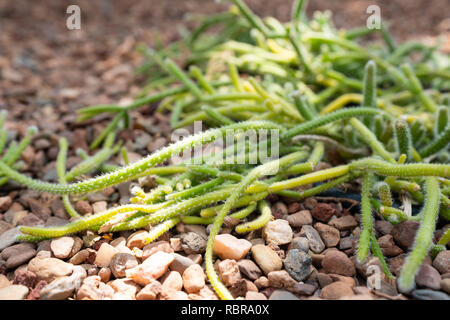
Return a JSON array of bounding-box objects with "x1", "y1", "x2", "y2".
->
[{"x1": 0, "y1": 0, "x2": 449, "y2": 300}]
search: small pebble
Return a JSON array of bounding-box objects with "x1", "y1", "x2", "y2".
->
[
  {"x1": 136, "y1": 280, "x2": 162, "y2": 300},
  {"x1": 411, "y1": 289, "x2": 450, "y2": 300},
  {"x1": 142, "y1": 241, "x2": 173, "y2": 260},
  {"x1": 433, "y1": 250, "x2": 450, "y2": 274},
  {"x1": 237, "y1": 259, "x2": 262, "y2": 281},
  {"x1": 109, "y1": 278, "x2": 141, "y2": 299},
  {"x1": 92, "y1": 201, "x2": 108, "y2": 213},
  {"x1": 271, "y1": 202, "x2": 288, "y2": 219},
  {"x1": 329, "y1": 215, "x2": 358, "y2": 231},
  {"x1": 390, "y1": 220, "x2": 419, "y2": 250},
  {"x1": 314, "y1": 222, "x2": 340, "y2": 247},
  {"x1": 415, "y1": 264, "x2": 441, "y2": 290},
  {"x1": 286, "y1": 210, "x2": 312, "y2": 227},
  {"x1": 170, "y1": 253, "x2": 195, "y2": 274},
  {"x1": 98, "y1": 267, "x2": 111, "y2": 283},
  {"x1": 109, "y1": 253, "x2": 138, "y2": 278},
  {"x1": 0, "y1": 275, "x2": 11, "y2": 289},
  {"x1": 440, "y1": 279, "x2": 450, "y2": 294},
  {"x1": 94, "y1": 243, "x2": 118, "y2": 268},
  {"x1": 0, "y1": 196, "x2": 12, "y2": 212},
  {"x1": 269, "y1": 289, "x2": 299, "y2": 300},
  {"x1": 322, "y1": 250, "x2": 355, "y2": 276},
  {"x1": 320, "y1": 281, "x2": 354, "y2": 299},
  {"x1": 50, "y1": 237, "x2": 75, "y2": 259},
  {"x1": 40, "y1": 266, "x2": 86, "y2": 300},
  {"x1": 218, "y1": 259, "x2": 241, "y2": 286},
  {"x1": 0, "y1": 242, "x2": 36, "y2": 269},
  {"x1": 126, "y1": 251, "x2": 174, "y2": 286},
  {"x1": 311, "y1": 203, "x2": 335, "y2": 223},
  {"x1": 126, "y1": 230, "x2": 149, "y2": 249},
  {"x1": 0, "y1": 285, "x2": 29, "y2": 300},
  {"x1": 299, "y1": 225, "x2": 325, "y2": 253},
  {"x1": 268, "y1": 270, "x2": 298, "y2": 288},
  {"x1": 180, "y1": 232, "x2": 207, "y2": 254},
  {"x1": 74, "y1": 200, "x2": 92, "y2": 215},
  {"x1": 245, "y1": 291, "x2": 267, "y2": 300},
  {"x1": 254, "y1": 276, "x2": 270, "y2": 289},
  {"x1": 27, "y1": 255, "x2": 73, "y2": 282}
]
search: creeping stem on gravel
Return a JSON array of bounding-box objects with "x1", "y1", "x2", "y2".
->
[
  {"x1": 0, "y1": 121, "x2": 283, "y2": 195},
  {"x1": 205, "y1": 151, "x2": 307, "y2": 300},
  {"x1": 235, "y1": 200, "x2": 272, "y2": 234},
  {"x1": 357, "y1": 172, "x2": 373, "y2": 263}
]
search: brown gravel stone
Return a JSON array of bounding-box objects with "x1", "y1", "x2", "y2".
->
[
  {"x1": 287, "y1": 210, "x2": 312, "y2": 227},
  {"x1": 142, "y1": 241, "x2": 173, "y2": 260},
  {"x1": 268, "y1": 270, "x2": 298, "y2": 288},
  {"x1": 182, "y1": 264, "x2": 205, "y2": 293},
  {"x1": 388, "y1": 254, "x2": 408, "y2": 276},
  {"x1": 433, "y1": 250, "x2": 450, "y2": 274},
  {"x1": 136, "y1": 280, "x2": 162, "y2": 300},
  {"x1": 237, "y1": 259, "x2": 262, "y2": 281},
  {"x1": 0, "y1": 275, "x2": 11, "y2": 289},
  {"x1": 27, "y1": 198, "x2": 51, "y2": 221},
  {"x1": 69, "y1": 249, "x2": 91, "y2": 265},
  {"x1": 271, "y1": 202, "x2": 288, "y2": 219},
  {"x1": 440, "y1": 279, "x2": 450, "y2": 294},
  {"x1": 320, "y1": 281, "x2": 354, "y2": 299},
  {"x1": 109, "y1": 278, "x2": 141, "y2": 299},
  {"x1": 0, "y1": 221, "x2": 12, "y2": 235},
  {"x1": 322, "y1": 250, "x2": 356, "y2": 276},
  {"x1": 254, "y1": 276, "x2": 269, "y2": 290},
  {"x1": 12, "y1": 269, "x2": 37, "y2": 288},
  {"x1": 109, "y1": 253, "x2": 139, "y2": 278},
  {"x1": 218, "y1": 259, "x2": 241, "y2": 286},
  {"x1": 375, "y1": 220, "x2": 394, "y2": 235},
  {"x1": 125, "y1": 251, "x2": 174, "y2": 286},
  {"x1": 287, "y1": 202, "x2": 301, "y2": 214},
  {"x1": 126, "y1": 230, "x2": 149, "y2": 249},
  {"x1": 299, "y1": 225, "x2": 325, "y2": 253},
  {"x1": 317, "y1": 272, "x2": 333, "y2": 288},
  {"x1": 229, "y1": 278, "x2": 257, "y2": 298},
  {"x1": 95, "y1": 243, "x2": 118, "y2": 268},
  {"x1": 311, "y1": 203, "x2": 335, "y2": 223},
  {"x1": 329, "y1": 215, "x2": 358, "y2": 231},
  {"x1": 1, "y1": 243, "x2": 37, "y2": 269},
  {"x1": 328, "y1": 273, "x2": 356, "y2": 287},
  {"x1": 74, "y1": 200, "x2": 93, "y2": 216},
  {"x1": 314, "y1": 222, "x2": 340, "y2": 247},
  {"x1": 27, "y1": 254, "x2": 73, "y2": 282},
  {"x1": 292, "y1": 283, "x2": 317, "y2": 295},
  {"x1": 415, "y1": 264, "x2": 441, "y2": 290},
  {"x1": 76, "y1": 276, "x2": 114, "y2": 300},
  {"x1": 98, "y1": 267, "x2": 111, "y2": 283},
  {"x1": 213, "y1": 234, "x2": 252, "y2": 261},
  {"x1": 245, "y1": 291, "x2": 268, "y2": 300},
  {"x1": 50, "y1": 237, "x2": 75, "y2": 259},
  {"x1": 377, "y1": 234, "x2": 403, "y2": 257},
  {"x1": 390, "y1": 220, "x2": 419, "y2": 250},
  {"x1": 0, "y1": 196, "x2": 12, "y2": 212},
  {"x1": 262, "y1": 219, "x2": 293, "y2": 246},
  {"x1": 0, "y1": 284, "x2": 29, "y2": 300}
]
